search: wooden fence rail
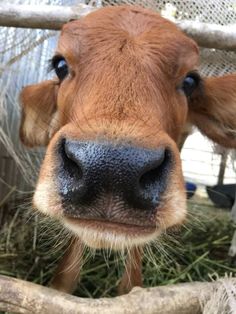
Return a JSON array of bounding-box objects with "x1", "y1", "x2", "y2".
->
[
  {"x1": 0, "y1": 275, "x2": 235, "y2": 314},
  {"x1": 0, "y1": 4, "x2": 236, "y2": 52}
]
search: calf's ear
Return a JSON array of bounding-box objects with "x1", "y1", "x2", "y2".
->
[
  {"x1": 20, "y1": 80, "x2": 59, "y2": 147},
  {"x1": 188, "y1": 74, "x2": 236, "y2": 148}
]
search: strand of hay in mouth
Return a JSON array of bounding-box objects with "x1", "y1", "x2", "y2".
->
[{"x1": 0, "y1": 275, "x2": 236, "y2": 314}]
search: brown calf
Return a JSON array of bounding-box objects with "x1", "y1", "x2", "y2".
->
[{"x1": 20, "y1": 6, "x2": 236, "y2": 294}]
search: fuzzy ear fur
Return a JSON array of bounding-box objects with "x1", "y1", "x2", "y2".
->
[
  {"x1": 188, "y1": 74, "x2": 236, "y2": 148},
  {"x1": 20, "y1": 80, "x2": 59, "y2": 147}
]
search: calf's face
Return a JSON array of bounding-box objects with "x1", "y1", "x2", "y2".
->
[{"x1": 20, "y1": 6, "x2": 236, "y2": 249}]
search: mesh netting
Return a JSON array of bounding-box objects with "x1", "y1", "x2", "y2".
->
[
  {"x1": 0, "y1": 0, "x2": 236, "y2": 201},
  {"x1": 101, "y1": 0, "x2": 236, "y2": 76}
]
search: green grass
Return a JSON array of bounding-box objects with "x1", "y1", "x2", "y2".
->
[{"x1": 0, "y1": 198, "x2": 235, "y2": 302}]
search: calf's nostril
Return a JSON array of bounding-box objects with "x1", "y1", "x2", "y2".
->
[
  {"x1": 137, "y1": 149, "x2": 171, "y2": 207},
  {"x1": 64, "y1": 140, "x2": 80, "y2": 166},
  {"x1": 139, "y1": 148, "x2": 166, "y2": 188},
  {"x1": 61, "y1": 139, "x2": 84, "y2": 180},
  {"x1": 140, "y1": 166, "x2": 162, "y2": 190}
]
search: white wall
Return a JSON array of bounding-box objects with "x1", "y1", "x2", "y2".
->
[{"x1": 181, "y1": 131, "x2": 236, "y2": 186}]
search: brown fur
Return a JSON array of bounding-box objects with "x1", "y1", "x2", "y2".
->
[
  {"x1": 50, "y1": 238, "x2": 84, "y2": 293},
  {"x1": 20, "y1": 80, "x2": 59, "y2": 147},
  {"x1": 189, "y1": 75, "x2": 236, "y2": 148},
  {"x1": 20, "y1": 6, "x2": 236, "y2": 295}
]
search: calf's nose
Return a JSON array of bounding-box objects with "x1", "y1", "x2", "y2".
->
[{"x1": 58, "y1": 140, "x2": 172, "y2": 211}]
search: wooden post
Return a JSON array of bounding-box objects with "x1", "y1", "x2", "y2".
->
[
  {"x1": 0, "y1": 4, "x2": 95, "y2": 30},
  {"x1": 0, "y1": 4, "x2": 236, "y2": 51},
  {"x1": 0, "y1": 275, "x2": 236, "y2": 314},
  {"x1": 217, "y1": 150, "x2": 228, "y2": 185}
]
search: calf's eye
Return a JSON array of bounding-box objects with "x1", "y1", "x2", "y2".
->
[
  {"x1": 181, "y1": 72, "x2": 200, "y2": 97},
  {"x1": 52, "y1": 56, "x2": 69, "y2": 81}
]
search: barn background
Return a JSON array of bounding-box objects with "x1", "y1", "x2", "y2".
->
[{"x1": 0, "y1": 0, "x2": 236, "y2": 308}]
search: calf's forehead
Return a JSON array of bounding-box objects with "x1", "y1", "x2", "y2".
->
[{"x1": 57, "y1": 6, "x2": 199, "y2": 73}]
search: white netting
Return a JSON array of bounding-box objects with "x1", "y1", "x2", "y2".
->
[{"x1": 0, "y1": 0, "x2": 236, "y2": 202}]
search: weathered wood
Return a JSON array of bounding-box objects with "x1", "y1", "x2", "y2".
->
[
  {"x1": 217, "y1": 149, "x2": 228, "y2": 185},
  {"x1": 0, "y1": 275, "x2": 235, "y2": 314},
  {"x1": 0, "y1": 4, "x2": 95, "y2": 30},
  {"x1": 177, "y1": 20, "x2": 236, "y2": 52},
  {"x1": 0, "y1": 4, "x2": 236, "y2": 52}
]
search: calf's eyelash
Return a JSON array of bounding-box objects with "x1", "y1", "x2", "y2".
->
[{"x1": 47, "y1": 55, "x2": 65, "y2": 73}]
